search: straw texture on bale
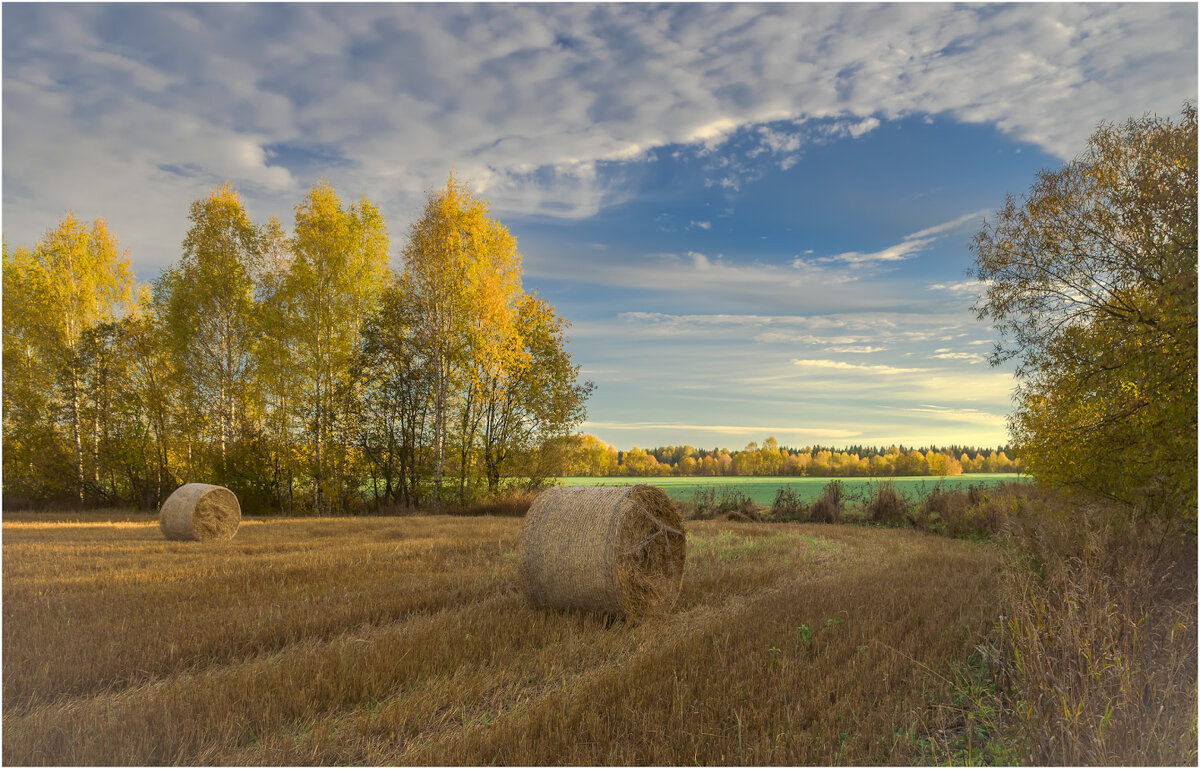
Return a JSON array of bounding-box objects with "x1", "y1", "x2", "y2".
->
[
  {"x1": 159, "y1": 483, "x2": 241, "y2": 541},
  {"x1": 518, "y1": 485, "x2": 686, "y2": 620}
]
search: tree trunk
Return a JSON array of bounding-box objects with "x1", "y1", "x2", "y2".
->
[
  {"x1": 70, "y1": 361, "x2": 84, "y2": 504},
  {"x1": 92, "y1": 394, "x2": 100, "y2": 487},
  {"x1": 486, "y1": 451, "x2": 501, "y2": 494},
  {"x1": 433, "y1": 358, "x2": 448, "y2": 510},
  {"x1": 314, "y1": 398, "x2": 324, "y2": 516}
]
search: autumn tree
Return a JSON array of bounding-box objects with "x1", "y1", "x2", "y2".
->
[
  {"x1": 3, "y1": 175, "x2": 595, "y2": 512},
  {"x1": 566, "y1": 434, "x2": 619, "y2": 476},
  {"x1": 2, "y1": 243, "x2": 73, "y2": 503},
  {"x1": 451, "y1": 201, "x2": 524, "y2": 502},
  {"x1": 973, "y1": 105, "x2": 1197, "y2": 519},
  {"x1": 281, "y1": 182, "x2": 389, "y2": 514},
  {"x1": 359, "y1": 277, "x2": 436, "y2": 507},
  {"x1": 122, "y1": 309, "x2": 178, "y2": 506},
  {"x1": 401, "y1": 174, "x2": 523, "y2": 505},
  {"x1": 156, "y1": 185, "x2": 264, "y2": 487},
  {"x1": 254, "y1": 215, "x2": 304, "y2": 511},
  {"x1": 8, "y1": 217, "x2": 136, "y2": 503},
  {"x1": 479, "y1": 294, "x2": 592, "y2": 492},
  {"x1": 622, "y1": 446, "x2": 664, "y2": 476}
]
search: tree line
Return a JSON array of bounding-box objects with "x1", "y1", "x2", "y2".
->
[
  {"x1": 3, "y1": 176, "x2": 592, "y2": 514},
  {"x1": 564, "y1": 434, "x2": 1023, "y2": 477}
]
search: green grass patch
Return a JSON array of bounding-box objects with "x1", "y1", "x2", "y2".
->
[{"x1": 556, "y1": 474, "x2": 1027, "y2": 506}]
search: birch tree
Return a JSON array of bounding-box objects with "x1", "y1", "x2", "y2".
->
[
  {"x1": 283, "y1": 181, "x2": 389, "y2": 514},
  {"x1": 255, "y1": 215, "x2": 302, "y2": 511},
  {"x1": 2, "y1": 243, "x2": 72, "y2": 503},
  {"x1": 157, "y1": 185, "x2": 262, "y2": 481},
  {"x1": 402, "y1": 174, "x2": 522, "y2": 505},
  {"x1": 18, "y1": 216, "x2": 135, "y2": 502},
  {"x1": 480, "y1": 294, "x2": 592, "y2": 492},
  {"x1": 360, "y1": 277, "x2": 436, "y2": 507}
]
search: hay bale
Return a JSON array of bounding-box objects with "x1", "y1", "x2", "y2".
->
[
  {"x1": 518, "y1": 485, "x2": 686, "y2": 620},
  {"x1": 159, "y1": 483, "x2": 241, "y2": 541}
]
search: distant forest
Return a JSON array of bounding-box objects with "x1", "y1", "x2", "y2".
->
[{"x1": 563, "y1": 434, "x2": 1022, "y2": 477}]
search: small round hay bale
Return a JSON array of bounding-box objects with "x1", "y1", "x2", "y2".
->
[
  {"x1": 159, "y1": 483, "x2": 241, "y2": 541},
  {"x1": 518, "y1": 485, "x2": 686, "y2": 620}
]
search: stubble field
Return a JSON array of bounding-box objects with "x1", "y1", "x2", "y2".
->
[{"x1": 3, "y1": 512, "x2": 999, "y2": 765}]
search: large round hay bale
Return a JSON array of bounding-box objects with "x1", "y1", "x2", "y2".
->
[
  {"x1": 159, "y1": 483, "x2": 241, "y2": 541},
  {"x1": 518, "y1": 485, "x2": 686, "y2": 620}
]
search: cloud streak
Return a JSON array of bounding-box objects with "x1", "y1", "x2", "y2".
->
[
  {"x1": 792, "y1": 359, "x2": 928, "y2": 375},
  {"x1": 813, "y1": 210, "x2": 988, "y2": 265}
]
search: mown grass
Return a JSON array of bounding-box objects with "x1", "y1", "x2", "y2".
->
[{"x1": 3, "y1": 513, "x2": 999, "y2": 765}]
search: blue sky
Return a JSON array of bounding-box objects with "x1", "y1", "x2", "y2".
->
[{"x1": 4, "y1": 3, "x2": 1196, "y2": 451}]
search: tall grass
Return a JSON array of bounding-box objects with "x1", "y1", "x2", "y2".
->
[
  {"x1": 774, "y1": 480, "x2": 1198, "y2": 765},
  {"x1": 993, "y1": 499, "x2": 1197, "y2": 764},
  {"x1": 892, "y1": 484, "x2": 1198, "y2": 765}
]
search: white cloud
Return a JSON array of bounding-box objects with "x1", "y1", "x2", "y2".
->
[
  {"x1": 819, "y1": 116, "x2": 881, "y2": 140},
  {"x1": 820, "y1": 236, "x2": 937, "y2": 265},
  {"x1": 930, "y1": 351, "x2": 987, "y2": 364},
  {"x1": 688, "y1": 118, "x2": 740, "y2": 146},
  {"x1": 817, "y1": 210, "x2": 986, "y2": 265},
  {"x1": 616, "y1": 311, "x2": 980, "y2": 348},
  {"x1": 792, "y1": 359, "x2": 929, "y2": 375},
  {"x1": 896, "y1": 406, "x2": 1008, "y2": 428},
  {"x1": 929, "y1": 279, "x2": 989, "y2": 295},
  {"x1": 908, "y1": 210, "x2": 989, "y2": 240},
  {"x1": 525, "y1": 249, "x2": 889, "y2": 312},
  {"x1": 757, "y1": 125, "x2": 802, "y2": 154},
  {"x1": 825, "y1": 345, "x2": 888, "y2": 354},
  {"x1": 3, "y1": 4, "x2": 1193, "y2": 274}
]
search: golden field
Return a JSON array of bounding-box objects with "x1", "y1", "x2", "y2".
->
[{"x1": 3, "y1": 512, "x2": 1000, "y2": 765}]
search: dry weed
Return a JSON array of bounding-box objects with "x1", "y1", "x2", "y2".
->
[{"x1": 995, "y1": 500, "x2": 1197, "y2": 765}]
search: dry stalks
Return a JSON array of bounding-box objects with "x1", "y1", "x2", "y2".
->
[
  {"x1": 995, "y1": 499, "x2": 1198, "y2": 765},
  {"x1": 3, "y1": 514, "x2": 999, "y2": 765}
]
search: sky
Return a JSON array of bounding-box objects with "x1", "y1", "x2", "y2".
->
[{"x1": 3, "y1": 2, "x2": 1197, "y2": 452}]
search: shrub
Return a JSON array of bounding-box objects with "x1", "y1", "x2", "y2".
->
[
  {"x1": 864, "y1": 481, "x2": 908, "y2": 525},
  {"x1": 809, "y1": 480, "x2": 844, "y2": 524},
  {"x1": 907, "y1": 484, "x2": 970, "y2": 536},
  {"x1": 688, "y1": 487, "x2": 719, "y2": 520},
  {"x1": 689, "y1": 486, "x2": 758, "y2": 521},
  {"x1": 768, "y1": 486, "x2": 808, "y2": 522},
  {"x1": 896, "y1": 482, "x2": 1036, "y2": 540}
]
